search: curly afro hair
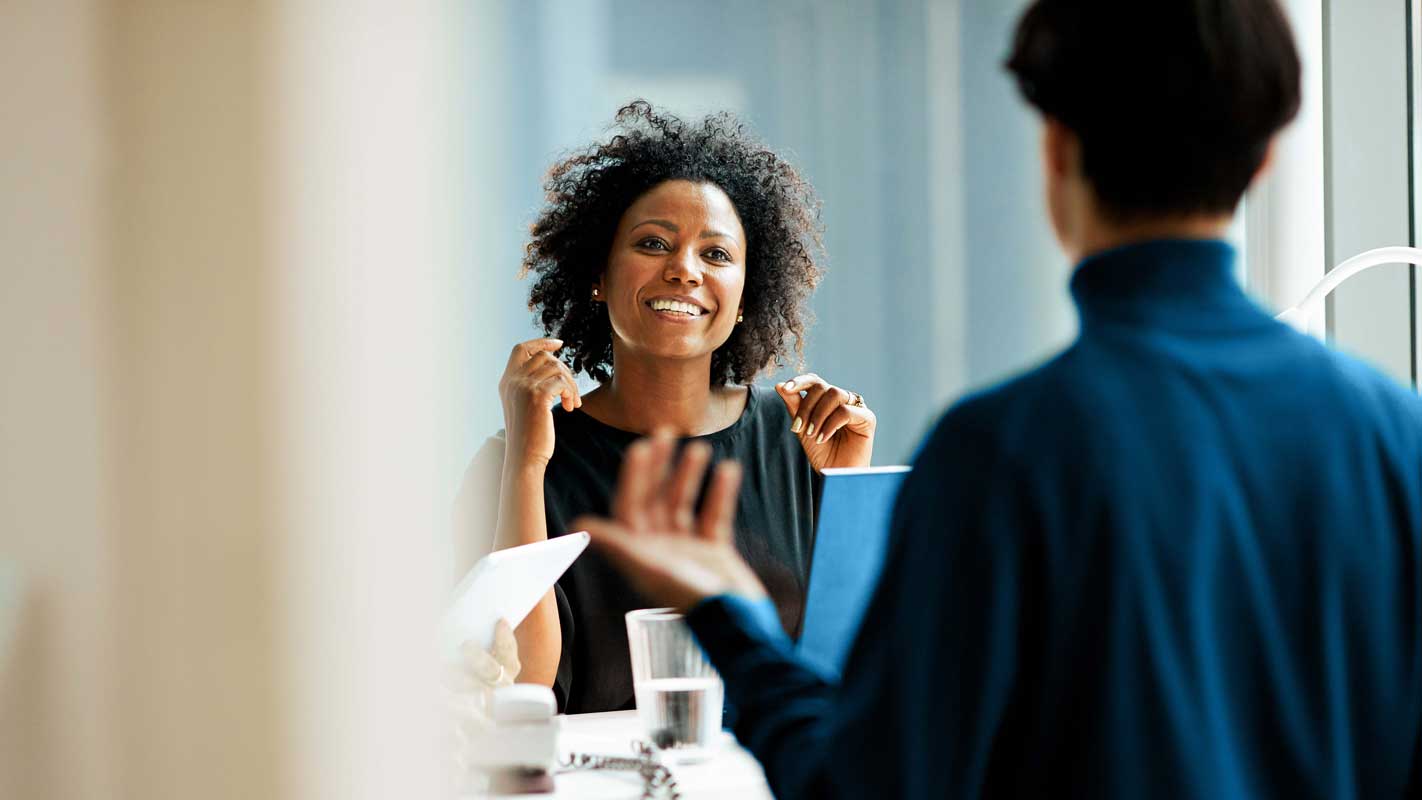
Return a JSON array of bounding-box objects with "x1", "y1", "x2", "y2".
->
[{"x1": 520, "y1": 101, "x2": 824, "y2": 386}]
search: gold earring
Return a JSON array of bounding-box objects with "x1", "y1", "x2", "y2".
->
[
  {"x1": 591, "y1": 287, "x2": 600, "y2": 299},
  {"x1": 736, "y1": 312, "x2": 743, "y2": 323}
]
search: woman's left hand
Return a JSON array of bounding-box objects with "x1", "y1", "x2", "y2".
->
[{"x1": 776, "y1": 373, "x2": 875, "y2": 471}]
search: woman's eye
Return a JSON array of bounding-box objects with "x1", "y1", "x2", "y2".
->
[
  {"x1": 705, "y1": 248, "x2": 731, "y2": 262},
  {"x1": 637, "y1": 238, "x2": 669, "y2": 251}
]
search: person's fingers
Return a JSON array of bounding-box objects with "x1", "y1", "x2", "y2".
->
[
  {"x1": 792, "y1": 376, "x2": 831, "y2": 439},
  {"x1": 533, "y1": 374, "x2": 572, "y2": 408},
  {"x1": 529, "y1": 361, "x2": 580, "y2": 411},
  {"x1": 553, "y1": 359, "x2": 582, "y2": 410},
  {"x1": 559, "y1": 371, "x2": 581, "y2": 412},
  {"x1": 807, "y1": 387, "x2": 850, "y2": 442},
  {"x1": 612, "y1": 439, "x2": 654, "y2": 527},
  {"x1": 523, "y1": 351, "x2": 565, "y2": 378},
  {"x1": 524, "y1": 355, "x2": 567, "y2": 391},
  {"x1": 775, "y1": 378, "x2": 803, "y2": 420},
  {"x1": 642, "y1": 430, "x2": 678, "y2": 531},
  {"x1": 463, "y1": 641, "x2": 505, "y2": 686},
  {"x1": 814, "y1": 405, "x2": 855, "y2": 445},
  {"x1": 507, "y1": 337, "x2": 563, "y2": 370},
  {"x1": 697, "y1": 460, "x2": 743, "y2": 543},
  {"x1": 781, "y1": 374, "x2": 821, "y2": 395},
  {"x1": 491, "y1": 619, "x2": 520, "y2": 681},
  {"x1": 665, "y1": 441, "x2": 712, "y2": 534},
  {"x1": 523, "y1": 353, "x2": 581, "y2": 410}
]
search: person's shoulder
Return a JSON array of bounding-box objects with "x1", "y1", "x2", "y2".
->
[
  {"x1": 698, "y1": 382, "x2": 777, "y2": 439},
  {"x1": 452, "y1": 431, "x2": 511, "y2": 576},
  {"x1": 743, "y1": 382, "x2": 780, "y2": 423},
  {"x1": 1260, "y1": 322, "x2": 1421, "y2": 423},
  {"x1": 714, "y1": 385, "x2": 810, "y2": 485},
  {"x1": 1313, "y1": 345, "x2": 1422, "y2": 445},
  {"x1": 743, "y1": 382, "x2": 813, "y2": 457},
  {"x1": 920, "y1": 345, "x2": 1085, "y2": 457},
  {"x1": 895, "y1": 367, "x2": 1066, "y2": 528},
  {"x1": 456, "y1": 432, "x2": 507, "y2": 497},
  {"x1": 472, "y1": 430, "x2": 507, "y2": 466}
]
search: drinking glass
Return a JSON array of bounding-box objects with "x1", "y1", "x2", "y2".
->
[{"x1": 624, "y1": 607, "x2": 724, "y2": 761}]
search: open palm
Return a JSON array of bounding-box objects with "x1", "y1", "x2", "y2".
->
[{"x1": 572, "y1": 432, "x2": 767, "y2": 612}]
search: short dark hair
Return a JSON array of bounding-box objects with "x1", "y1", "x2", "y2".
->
[
  {"x1": 520, "y1": 101, "x2": 824, "y2": 385},
  {"x1": 1006, "y1": 0, "x2": 1301, "y2": 221}
]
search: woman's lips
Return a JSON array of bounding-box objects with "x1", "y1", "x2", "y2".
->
[
  {"x1": 646, "y1": 305, "x2": 709, "y2": 323},
  {"x1": 644, "y1": 296, "x2": 711, "y2": 322}
]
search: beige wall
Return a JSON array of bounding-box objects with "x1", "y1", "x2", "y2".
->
[
  {"x1": 0, "y1": 2, "x2": 468, "y2": 797},
  {"x1": 0, "y1": 3, "x2": 115, "y2": 797},
  {"x1": 107, "y1": 3, "x2": 281, "y2": 796}
]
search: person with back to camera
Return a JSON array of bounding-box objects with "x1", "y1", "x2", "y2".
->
[
  {"x1": 453, "y1": 101, "x2": 877, "y2": 714},
  {"x1": 571, "y1": 1, "x2": 1422, "y2": 797}
]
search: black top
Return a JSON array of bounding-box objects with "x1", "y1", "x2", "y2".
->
[{"x1": 464, "y1": 384, "x2": 821, "y2": 713}]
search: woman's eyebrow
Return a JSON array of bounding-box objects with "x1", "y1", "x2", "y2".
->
[
  {"x1": 700, "y1": 228, "x2": 740, "y2": 244},
  {"x1": 630, "y1": 219, "x2": 678, "y2": 233}
]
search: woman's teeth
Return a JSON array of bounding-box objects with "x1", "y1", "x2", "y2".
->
[{"x1": 649, "y1": 299, "x2": 704, "y2": 316}]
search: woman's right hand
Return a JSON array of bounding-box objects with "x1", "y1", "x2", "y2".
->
[
  {"x1": 457, "y1": 619, "x2": 522, "y2": 694},
  {"x1": 448, "y1": 619, "x2": 520, "y2": 746},
  {"x1": 499, "y1": 338, "x2": 581, "y2": 469}
]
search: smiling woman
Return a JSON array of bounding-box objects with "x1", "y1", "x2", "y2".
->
[
  {"x1": 594, "y1": 179, "x2": 749, "y2": 371},
  {"x1": 524, "y1": 100, "x2": 822, "y2": 386},
  {"x1": 454, "y1": 101, "x2": 878, "y2": 713}
]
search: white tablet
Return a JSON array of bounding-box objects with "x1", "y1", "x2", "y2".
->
[{"x1": 441, "y1": 532, "x2": 590, "y2": 662}]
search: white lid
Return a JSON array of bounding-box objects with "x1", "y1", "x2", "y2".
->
[{"x1": 491, "y1": 683, "x2": 556, "y2": 724}]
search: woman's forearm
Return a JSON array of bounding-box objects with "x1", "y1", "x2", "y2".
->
[{"x1": 495, "y1": 457, "x2": 561, "y2": 686}]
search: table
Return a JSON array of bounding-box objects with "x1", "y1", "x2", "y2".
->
[{"x1": 544, "y1": 710, "x2": 774, "y2": 799}]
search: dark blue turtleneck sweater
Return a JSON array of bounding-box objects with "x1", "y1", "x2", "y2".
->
[{"x1": 687, "y1": 240, "x2": 1422, "y2": 798}]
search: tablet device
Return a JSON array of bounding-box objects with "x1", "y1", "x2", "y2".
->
[
  {"x1": 796, "y1": 466, "x2": 910, "y2": 680},
  {"x1": 441, "y1": 532, "x2": 590, "y2": 662}
]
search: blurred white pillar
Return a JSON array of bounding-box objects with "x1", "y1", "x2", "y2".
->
[
  {"x1": 105, "y1": 5, "x2": 284, "y2": 796},
  {"x1": 263, "y1": 2, "x2": 458, "y2": 797},
  {"x1": 1246, "y1": 0, "x2": 1327, "y2": 313},
  {"x1": 0, "y1": 2, "x2": 116, "y2": 797},
  {"x1": 1, "y1": 1, "x2": 462, "y2": 798}
]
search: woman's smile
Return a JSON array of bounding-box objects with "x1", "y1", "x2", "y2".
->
[{"x1": 644, "y1": 295, "x2": 711, "y2": 322}]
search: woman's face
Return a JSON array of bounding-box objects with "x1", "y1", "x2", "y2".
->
[{"x1": 597, "y1": 179, "x2": 747, "y2": 367}]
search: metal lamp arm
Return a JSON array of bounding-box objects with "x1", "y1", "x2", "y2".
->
[{"x1": 1276, "y1": 246, "x2": 1422, "y2": 335}]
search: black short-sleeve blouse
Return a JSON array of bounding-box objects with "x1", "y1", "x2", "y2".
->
[{"x1": 461, "y1": 384, "x2": 821, "y2": 714}]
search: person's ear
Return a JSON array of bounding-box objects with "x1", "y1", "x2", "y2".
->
[
  {"x1": 1042, "y1": 116, "x2": 1079, "y2": 180},
  {"x1": 1251, "y1": 138, "x2": 1278, "y2": 185}
]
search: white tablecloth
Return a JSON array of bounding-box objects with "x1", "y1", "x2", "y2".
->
[{"x1": 542, "y1": 710, "x2": 774, "y2": 799}]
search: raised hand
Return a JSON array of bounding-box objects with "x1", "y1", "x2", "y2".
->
[
  {"x1": 573, "y1": 431, "x2": 767, "y2": 612},
  {"x1": 775, "y1": 373, "x2": 876, "y2": 471},
  {"x1": 499, "y1": 338, "x2": 582, "y2": 469}
]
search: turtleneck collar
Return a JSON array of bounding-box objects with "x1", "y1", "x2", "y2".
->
[{"x1": 1069, "y1": 239, "x2": 1269, "y2": 333}]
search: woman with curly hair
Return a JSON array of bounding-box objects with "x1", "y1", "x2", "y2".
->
[{"x1": 456, "y1": 101, "x2": 876, "y2": 713}]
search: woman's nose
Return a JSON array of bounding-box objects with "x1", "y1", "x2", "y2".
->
[{"x1": 662, "y1": 248, "x2": 703, "y2": 285}]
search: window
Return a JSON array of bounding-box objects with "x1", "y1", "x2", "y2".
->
[{"x1": 1251, "y1": 0, "x2": 1420, "y2": 389}]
